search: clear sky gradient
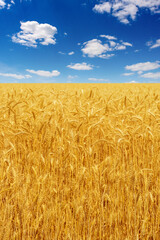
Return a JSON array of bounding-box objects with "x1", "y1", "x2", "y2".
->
[{"x1": 0, "y1": 0, "x2": 160, "y2": 83}]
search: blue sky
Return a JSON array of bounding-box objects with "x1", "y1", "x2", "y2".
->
[{"x1": 0, "y1": 0, "x2": 160, "y2": 83}]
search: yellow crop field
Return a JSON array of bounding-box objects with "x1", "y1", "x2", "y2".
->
[{"x1": 0, "y1": 83, "x2": 160, "y2": 240}]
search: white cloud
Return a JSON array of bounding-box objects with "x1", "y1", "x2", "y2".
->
[
  {"x1": 141, "y1": 72, "x2": 160, "y2": 79},
  {"x1": 93, "y1": 2, "x2": 112, "y2": 14},
  {"x1": 123, "y1": 72, "x2": 134, "y2": 76},
  {"x1": 0, "y1": 0, "x2": 5, "y2": 8},
  {"x1": 7, "y1": 4, "x2": 11, "y2": 9},
  {"x1": 125, "y1": 61, "x2": 160, "y2": 72},
  {"x1": 100, "y1": 35, "x2": 117, "y2": 40},
  {"x1": 122, "y1": 41, "x2": 133, "y2": 47},
  {"x1": 0, "y1": 73, "x2": 32, "y2": 79},
  {"x1": 148, "y1": 39, "x2": 160, "y2": 49},
  {"x1": 0, "y1": 0, "x2": 14, "y2": 9},
  {"x1": 82, "y1": 39, "x2": 109, "y2": 58},
  {"x1": 109, "y1": 41, "x2": 117, "y2": 47},
  {"x1": 113, "y1": 3, "x2": 138, "y2": 24},
  {"x1": 99, "y1": 53, "x2": 115, "y2": 59},
  {"x1": 81, "y1": 37, "x2": 132, "y2": 58},
  {"x1": 12, "y1": 21, "x2": 57, "y2": 47},
  {"x1": 58, "y1": 51, "x2": 66, "y2": 55},
  {"x1": 93, "y1": 0, "x2": 160, "y2": 24},
  {"x1": 88, "y1": 78, "x2": 109, "y2": 82},
  {"x1": 26, "y1": 69, "x2": 60, "y2": 77},
  {"x1": 68, "y1": 51, "x2": 75, "y2": 55},
  {"x1": 67, "y1": 62, "x2": 93, "y2": 70},
  {"x1": 7, "y1": 0, "x2": 14, "y2": 9},
  {"x1": 115, "y1": 44, "x2": 126, "y2": 50},
  {"x1": 67, "y1": 75, "x2": 78, "y2": 79}
]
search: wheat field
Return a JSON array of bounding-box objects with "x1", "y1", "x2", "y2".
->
[{"x1": 0, "y1": 83, "x2": 160, "y2": 240}]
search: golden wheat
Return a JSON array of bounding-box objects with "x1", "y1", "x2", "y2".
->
[{"x1": 0, "y1": 83, "x2": 160, "y2": 239}]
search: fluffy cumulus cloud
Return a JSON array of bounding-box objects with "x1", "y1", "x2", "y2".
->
[
  {"x1": 82, "y1": 39, "x2": 110, "y2": 58},
  {"x1": 81, "y1": 36, "x2": 132, "y2": 58},
  {"x1": 67, "y1": 62, "x2": 93, "y2": 70},
  {"x1": 125, "y1": 61, "x2": 160, "y2": 72},
  {"x1": 93, "y1": 0, "x2": 160, "y2": 24},
  {"x1": 26, "y1": 69, "x2": 60, "y2": 77},
  {"x1": 93, "y1": 2, "x2": 112, "y2": 13},
  {"x1": 124, "y1": 61, "x2": 160, "y2": 81},
  {"x1": 12, "y1": 21, "x2": 57, "y2": 47},
  {"x1": 141, "y1": 72, "x2": 160, "y2": 79},
  {"x1": 147, "y1": 39, "x2": 160, "y2": 49},
  {"x1": 0, "y1": 73, "x2": 31, "y2": 79}
]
